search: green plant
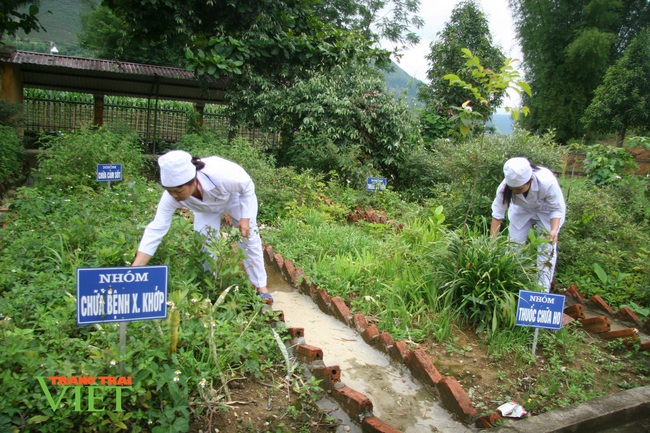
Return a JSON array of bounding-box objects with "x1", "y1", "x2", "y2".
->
[
  {"x1": 581, "y1": 143, "x2": 639, "y2": 186},
  {"x1": 0, "y1": 125, "x2": 23, "y2": 189},
  {"x1": 34, "y1": 127, "x2": 145, "y2": 192},
  {"x1": 435, "y1": 232, "x2": 539, "y2": 333}
]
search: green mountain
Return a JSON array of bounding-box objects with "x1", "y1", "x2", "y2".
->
[{"x1": 382, "y1": 62, "x2": 423, "y2": 108}]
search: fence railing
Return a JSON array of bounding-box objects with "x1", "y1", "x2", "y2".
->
[{"x1": 22, "y1": 93, "x2": 278, "y2": 149}]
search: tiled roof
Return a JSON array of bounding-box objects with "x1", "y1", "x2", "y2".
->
[{"x1": 0, "y1": 49, "x2": 229, "y2": 103}]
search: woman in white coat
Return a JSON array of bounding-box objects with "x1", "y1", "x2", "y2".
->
[
  {"x1": 132, "y1": 150, "x2": 272, "y2": 304},
  {"x1": 489, "y1": 157, "x2": 566, "y2": 292}
]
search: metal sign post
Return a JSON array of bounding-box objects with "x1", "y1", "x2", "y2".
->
[{"x1": 515, "y1": 290, "x2": 566, "y2": 356}]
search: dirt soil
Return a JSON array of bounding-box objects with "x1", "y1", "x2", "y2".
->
[
  {"x1": 191, "y1": 323, "x2": 648, "y2": 433},
  {"x1": 189, "y1": 371, "x2": 340, "y2": 433}
]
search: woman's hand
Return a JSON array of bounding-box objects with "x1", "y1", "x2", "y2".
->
[{"x1": 238, "y1": 218, "x2": 251, "y2": 237}]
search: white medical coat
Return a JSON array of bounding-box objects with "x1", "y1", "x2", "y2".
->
[
  {"x1": 491, "y1": 166, "x2": 566, "y2": 231},
  {"x1": 138, "y1": 156, "x2": 257, "y2": 256}
]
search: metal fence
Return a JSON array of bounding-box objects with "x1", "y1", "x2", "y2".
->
[{"x1": 22, "y1": 93, "x2": 278, "y2": 148}]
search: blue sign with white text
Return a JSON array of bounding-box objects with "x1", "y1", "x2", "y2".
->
[
  {"x1": 76, "y1": 266, "x2": 168, "y2": 325},
  {"x1": 516, "y1": 290, "x2": 566, "y2": 330},
  {"x1": 366, "y1": 177, "x2": 387, "y2": 192},
  {"x1": 97, "y1": 164, "x2": 123, "y2": 182}
]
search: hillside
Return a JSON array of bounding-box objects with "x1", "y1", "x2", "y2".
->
[{"x1": 382, "y1": 61, "x2": 424, "y2": 108}]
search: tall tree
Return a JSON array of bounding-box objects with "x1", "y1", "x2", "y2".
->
[
  {"x1": 0, "y1": 0, "x2": 43, "y2": 42},
  {"x1": 582, "y1": 29, "x2": 650, "y2": 145},
  {"x1": 94, "y1": 0, "x2": 422, "y2": 79},
  {"x1": 417, "y1": 0, "x2": 506, "y2": 136},
  {"x1": 509, "y1": 0, "x2": 650, "y2": 143}
]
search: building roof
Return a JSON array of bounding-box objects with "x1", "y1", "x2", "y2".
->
[{"x1": 0, "y1": 49, "x2": 230, "y2": 103}]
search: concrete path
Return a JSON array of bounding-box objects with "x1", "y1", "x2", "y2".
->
[{"x1": 494, "y1": 385, "x2": 650, "y2": 433}]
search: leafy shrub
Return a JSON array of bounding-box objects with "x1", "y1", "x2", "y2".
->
[
  {"x1": 0, "y1": 97, "x2": 23, "y2": 127},
  {"x1": 34, "y1": 128, "x2": 145, "y2": 192},
  {"x1": 581, "y1": 143, "x2": 638, "y2": 185},
  {"x1": 558, "y1": 177, "x2": 649, "y2": 307},
  {"x1": 0, "y1": 126, "x2": 23, "y2": 189},
  {"x1": 0, "y1": 180, "x2": 283, "y2": 432}
]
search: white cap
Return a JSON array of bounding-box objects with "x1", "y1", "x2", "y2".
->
[
  {"x1": 503, "y1": 157, "x2": 532, "y2": 187},
  {"x1": 158, "y1": 150, "x2": 196, "y2": 187}
]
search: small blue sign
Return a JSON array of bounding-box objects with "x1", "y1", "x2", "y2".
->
[
  {"x1": 97, "y1": 164, "x2": 123, "y2": 182},
  {"x1": 516, "y1": 290, "x2": 566, "y2": 330},
  {"x1": 366, "y1": 177, "x2": 387, "y2": 192},
  {"x1": 76, "y1": 266, "x2": 168, "y2": 325}
]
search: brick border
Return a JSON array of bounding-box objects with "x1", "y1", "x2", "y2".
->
[
  {"x1": 263, "y1": 245, "x2": 480, "y2": 431},
  {"x1": 564, "y1": 286, "x2": 646, "y2": 349}
]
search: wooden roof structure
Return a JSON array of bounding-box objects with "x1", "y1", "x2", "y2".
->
[{"x1": 0, "y1": 47, "x2": 230, "y2": 104}]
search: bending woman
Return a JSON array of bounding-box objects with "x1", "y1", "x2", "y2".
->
[
  {"x1": 132, "y1": 150, "x2": 272, "y2": 304},
  {"x1": 490, "y1": 157, "x2": 566, "y2": 292}
]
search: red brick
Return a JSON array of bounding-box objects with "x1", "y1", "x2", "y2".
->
[
  {"x1": 312, "y1": 365, "x2": 341, "y2": 385},
  {"x1": 332, "y1": 385, "x2": 373, "y2": 419},
  {"x1": 361, "y1": 416, "x2": 402, "y2": 433},
  {"x1": 566, "y1": 284, "x2": 586, "y2": 302},
  {"x1": 273, "y1": 253, "x2": 284, "y2": 273},
  {"x1": 348, "y1": 212, "x2": 359, "y2": 223},
  {"x1": 579, "y1": 316, "x2": 611, "y2": 333},
  {"x1": 294, "y1": 267, "x2": 305, "y2": 286},
  {"x1": 614, "y1": 306, "x2": 642, "y2": 326},
  {"x1": 377, "y1": 332, "x2": 395, "y2": 353},
  {"x1": 353, "y1": 313, "x2": 368, "y2": 332},
  {"x1": 476, "y1": 411, "x2": 502, "y2": 428},
  {"x1": 263, "y1": 244, "x2": 275, "y2": 264},
  {"x1": 286, "y1": 327, "x2": 304, "y2": 341},
  {"x1": 601, "y1": 328, "x2": 639, "y2": 341},
  {"x1": 406, "y1": 348, "x2": 443, "y2": 386},
  {"x1": 362, "y1": 324, "x2": 380, "y2": 344},
  {"x1": 314, "y1": 288, "x2": 332, "y2": 312},
  {"x1": 295, "y1": 344, "x2": 323, "y2": 363},
  {"x1": 562, "y1": 313, "x2": 575, "y2": 326},
  {"x1": 273, "y1": 310, "x2": 285, "y2": 323},
  {"x1": 389, "y1": 340, "x2": 410, "y2": 362},
  {"x1": 282, "y1": 259, "x2": 296, "y2": 285},
  {"x1": 564, "y1": 304, "x2": 585, "y2": 320},
  {"x1": 640, "y1": 341, "x2": 650, "y2": 351},
  {"x1": 590, "y1": 295, "x2": 615, "y2": 316},
  {"x1": 438, "y1": 376, "x2": 478, "y2": 421},
  {"x1": 330, "y1": 296, "x2": 353, "y2": 324}
]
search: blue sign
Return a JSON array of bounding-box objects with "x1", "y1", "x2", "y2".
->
[
  {"x1": 76, "y1": 266, "x2": 168, "y2": 325},
  {"x1": 97, "y1": 164, "x2": 123, "y2": 182},
  {"x1": 516, "y1": 290, "x2": 566, "y2": 330},
  {"x1": 366, "y1": 177, "x2": 387, "y2": 192}
]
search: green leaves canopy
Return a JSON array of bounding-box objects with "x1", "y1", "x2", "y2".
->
[
  {"x1": 0, "y1": 0, "x2": 43, "y2": 41},
  {"x1": 582, "y1": 29, "x2": 650, "y2": 144},
  {"x1": 509, "y1": 0, "x2": 650, "y2": 143},
  {"x1": 99, "y1": 0, "x2": 398, "y2": 78}
]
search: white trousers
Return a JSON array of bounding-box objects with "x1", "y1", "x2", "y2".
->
[
  {"x1": 193, "y1": 198, "x2": 267, "y2": 289},
  {"x1": 507, "y1": 219, "x2": 557, "y2": 292}
]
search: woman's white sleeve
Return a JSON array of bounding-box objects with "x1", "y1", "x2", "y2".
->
[
  {"x1": 137, "y1": 192, "x2": 179, "y2": 256},
  {"x1": 491, "y1": 181, "x2": 508, "y2": 220}
]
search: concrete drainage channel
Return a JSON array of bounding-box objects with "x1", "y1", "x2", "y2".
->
[
  {"x1": 261, "y1": 245, "x2": 650, "y2": 432},
  {"x1": 263, "y1": 246, "x2": 477, "y2": 433},
  {"x1": 268, "y1": 268, "x2": 471, "y2": 433}
]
